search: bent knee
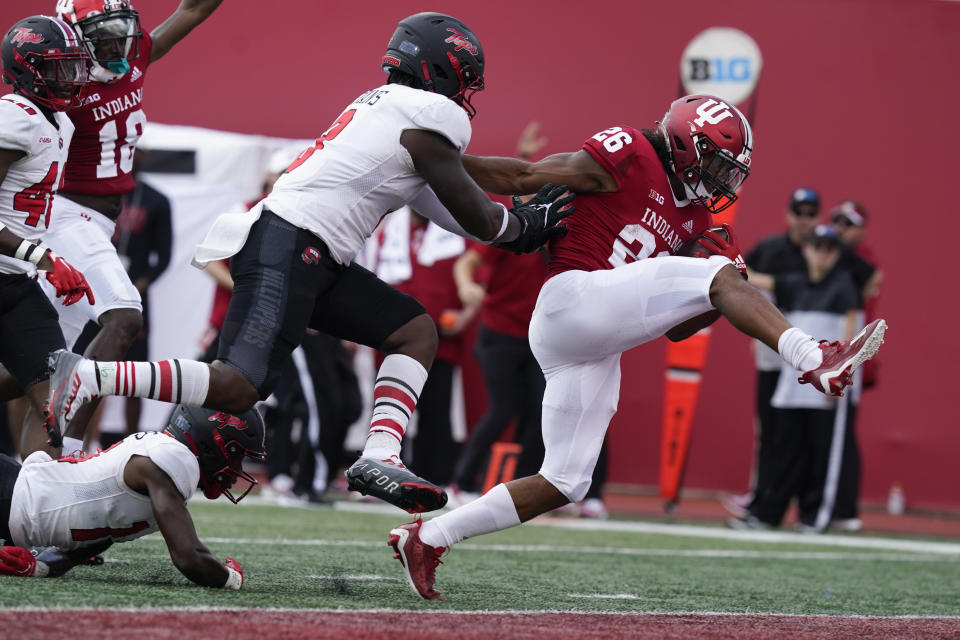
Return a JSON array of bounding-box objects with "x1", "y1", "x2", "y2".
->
[
  {"x1": 208, "y1": 361, "x2": 260, "y2": 413},
  {"x1": 98, "y1": 308, "x2": 143, "y2": 342},
  {"x1": 381, "y1": 313, "x2": 438, "y2": 360},
  {"x1": 538, "y1": 469, "x2": 591, "y2": 503}
]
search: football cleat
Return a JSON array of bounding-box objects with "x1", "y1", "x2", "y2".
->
[
  {"x1": 44, "y1": 349, "x2": 97, "y2": 437},
  {"x1": 798, "y1": 319, "x2": 887, "y2": 397},
  {"x1": 388, "y1": 517, "x2": 447, "y2": 600},
  {"x1": 345, "y1": 456, "x2": 448, "y2": 513}
]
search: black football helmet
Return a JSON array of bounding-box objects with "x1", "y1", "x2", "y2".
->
[
  {"x1": 164, "y1": 405, "x2": 267, "y2": 504},
  {"x1": 1, "y1": 15, "x2": 90, "y2": 111},
  {"x1": 382, "y1": 12, "x2": 485, "y2": 118}
]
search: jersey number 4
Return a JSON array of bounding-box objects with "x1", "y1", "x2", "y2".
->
[
  {"x1": 13, "y1": 162, "x2": 58, "y2": 228},
  {"x1": 285, "y1": 109, "x2": 357, "y2": 173}
]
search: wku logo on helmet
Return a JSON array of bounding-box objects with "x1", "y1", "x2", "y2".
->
[
  {"x1": 11, "y1": 28, "x2": 44, "y2": 47},
  {"x1": 444, "y1": 28, "x2": 478, "y2": 55},
  {"x1": 209, "y1": 412, "x2": 247, "y2": 430}
]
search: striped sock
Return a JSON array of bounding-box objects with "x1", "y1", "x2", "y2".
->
[
  {"x1": 94, "y1": 359, "x2": 210, "y2": 406},
  {"x1": 364, "y1": 354, "x2": 428, "y2": 454}
]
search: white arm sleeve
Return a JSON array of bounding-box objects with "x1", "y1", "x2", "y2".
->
[{"x1": 408, "y1": 185, "x2": 497, "y2": 242}]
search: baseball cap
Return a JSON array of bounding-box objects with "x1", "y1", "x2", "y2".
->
[
  {"x1": 830, "y1": 200, "x2": 867, "y2": 227},
  {"x1": 789, "y1": 188, "x2": 820, "y2": 215},
  {"x1": 805, "y1": 224, "x2": 842, "y2": 248}
]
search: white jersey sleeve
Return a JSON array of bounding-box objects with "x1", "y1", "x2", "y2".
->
[
  {"x1": 147, "y1": 435, "x2": 200, "y2": 501},
  {"x1": 0, "y1": 94, "x2": 74, "y2": 275},
  {"x1": 0, "y1": 98, "x2": 36, "y2": 154},
  {"x1": 407, "y1": 98, "x2": 471, "y2": 152}
]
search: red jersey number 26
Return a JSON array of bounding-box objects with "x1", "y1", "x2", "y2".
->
[{"x1": 285, "y1": 109, "x2": 357, "y2": 173}]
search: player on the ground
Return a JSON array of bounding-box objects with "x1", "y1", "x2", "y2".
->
[
  {"x1": 44, "y1": 12, "x2": 574, "y2": 514},
  {"x1": 383, "y1": 94, "x2": 888, "y2": 600},
  {"x1": 0, "y1": 405, "x2": 264, "y2": 589},
  {"x1": 0, "y1": 15, "x2": 96, "y2": 455},
  {"x1": 13, "y1": 0, "x2": 226, "y2": 457}
]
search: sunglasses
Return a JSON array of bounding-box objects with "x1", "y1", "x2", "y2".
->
[
  {"x1": 790, "y1": 209, "x2": 819, "y2": 219},
  {"x1": 832, "y1": 216, "x2": 857, "y2": 228}
]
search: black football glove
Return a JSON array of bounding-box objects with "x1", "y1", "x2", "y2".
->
[{"x1": 496, "y1": 183, "x2": 575, "y2": 254}]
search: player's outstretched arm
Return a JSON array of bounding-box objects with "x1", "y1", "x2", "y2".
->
[
  {"x1": 150, "y1": 0, "x2": 225, "y2": 63},
  {"x1": 128, "y1": 455, "x2": 242, "y2": 589},
  {"x1": 462, "y1": 150, "x2": 616, "y2": 196},
  {"x1": 401, "y1": 129, "x2": 520, "y2": 242},
  {"x1": 666, "y1": 310, "x2": 721, "y2": 342}
]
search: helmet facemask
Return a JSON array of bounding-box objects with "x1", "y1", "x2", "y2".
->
[
  {"x1": 682, "y1": 135, "x2": 751, "y2": 214},
  {"x1": 187, "y1": 429, "x2": 266, "y2": 504},
  {"x1": 444, "y1": 51, "x2": 484, "y2": 119},
  {"x1": 10, "y1": 47, "x2": 89, "y2": 111},
  {"x1": 77, "y1": 10, "x2": 141, "y2": 75}
]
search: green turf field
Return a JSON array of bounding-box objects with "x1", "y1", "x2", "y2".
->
[{"x1": 2, "y1": 499, "x2": 958, "y2": 616}]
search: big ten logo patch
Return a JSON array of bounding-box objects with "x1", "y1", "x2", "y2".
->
[{"x1": 680, "y1": 27, "x2": 763, "y2": 106}]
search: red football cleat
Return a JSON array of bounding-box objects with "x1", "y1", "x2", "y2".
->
[
  {"x1": 388, "y1": 517, "x2": 447, "y2": 601},
  {"x1": 799, "y1": 319, "x2": 887, "y2": 396}
]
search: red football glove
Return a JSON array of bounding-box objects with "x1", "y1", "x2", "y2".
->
[
  {"x1": 44, "y1": 253, "x2": 95, "y2": 306},
  {"x1": 693, "y1": 223, "x2": 747, "y2": 277},
  {"x1": 0, "y1": 546, "x2": 48, "y2": 577},
  {"x1": 223, "y1": 556, "x2": 244, "y2": 589}
]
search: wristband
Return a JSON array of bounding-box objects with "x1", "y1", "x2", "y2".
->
[
  {"x1": 14, "y1": 240, "x2": 50, "y2": 266},
  {"x1": 486, "y1": 203, "x2": 510, "y2": 243},
  {"x1": 223, "y1": 565, "x2": 243, "y2": 589}
]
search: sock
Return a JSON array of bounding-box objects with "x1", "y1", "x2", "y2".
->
[
  {"x1": 61, "y1": 436, "x2": 84, "y2": 456},
  {"x1": 419, "y1": 483, "x2": 521, "y2": 548},
  {"x1": 363, "y1": 354, "x2": 428, "y2": 456},
  {"x1": 94, "y1": 359, "x2": 210, "y2": 406},
  {"x1": 778, "y1": 328, "x2": 823, "y2": 371}
]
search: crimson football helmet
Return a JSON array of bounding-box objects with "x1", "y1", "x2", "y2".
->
[
  {"x1": 1, "y1": 15, "x2": 90, "y2": 111},
  {"x1": 56, "y1": 0, "x2": 142, "y2": 82},
  {"x1": 658, "y1": 94, "x2": 753, "y2": 214},
  {"x1": 164, "y1": 405, "x2": 267, "y2": 504},
  {"x1": 382, "y1": 12, "x2": 485, "y2": 118}
]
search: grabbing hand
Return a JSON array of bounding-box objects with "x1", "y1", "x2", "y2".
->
[
  {"x1": 43, "y1": 253, "x2": 96, "y2": 306},
  {"x1": 497, "y1": 183, "x2": 575, "y2": 254},
  {"x1": 692, "y1": 223, "x2": 747, "y2": 277}
]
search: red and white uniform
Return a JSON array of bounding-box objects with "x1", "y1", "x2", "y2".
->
[
  {"x1": 195, "y1": 84, "x2": 473, "y2": 268},
  {"x1": 8, "y1": 431, "x2": 198, "y2": 551},
  {"x1": 0, "y1": 94, "x2": 74, "y2": 276},
  {"x1": 40, "y1": 34, "x2": 153, "y2": 346},
  {"x1": 529, "y1": 127, "x2": 734, "y2": 501}
]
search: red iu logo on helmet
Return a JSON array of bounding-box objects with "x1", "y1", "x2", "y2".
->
[
  {"x1": 444, "y1": 28, "x2": 478, "y2": 55},
  {"x1": 11, "y1": 28, "x2": 44, "y2": 47},
  {"x1": 209, "y1": 412, "x2": 247, "y2": 430},
  {"x1": 301, "y1": 246, "x2": 322, "y2": 265}
]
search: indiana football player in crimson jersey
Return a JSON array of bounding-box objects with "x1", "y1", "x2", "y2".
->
[
  {"x1": 0, "y1": 406, "x2": 263, "y2": 589},
  {"x1": 382, "y1": 94, "x2": 889, "y2": 600},
  {"x1": 15, "y1": 0, "x2": 226, "y2": 457},
  {"x1": 43, "y1": 12, "x2": 574, "y2": 516},
  {"x1": 0, "y1": 15, "x2": 96, "y2": 456}
]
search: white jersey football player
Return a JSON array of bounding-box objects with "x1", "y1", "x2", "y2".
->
[
  {"x1": 0, "y1": 405, "x2": 264, "y2": 589},
  {"x1": 44, "y1": 12, "x2": 574, "y2": 514},
  {"x1": 0, "y1": 15, "x2": 95, "y2": 455}
]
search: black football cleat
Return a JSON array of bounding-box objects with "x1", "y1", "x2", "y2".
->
[{"x1": 345, "y1": 456, "x2": 448, "y2": 513}]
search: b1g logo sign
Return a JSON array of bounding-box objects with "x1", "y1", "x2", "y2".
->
[{"x1": 680, "y1": 27, "x2": 763, "y2": 106}]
